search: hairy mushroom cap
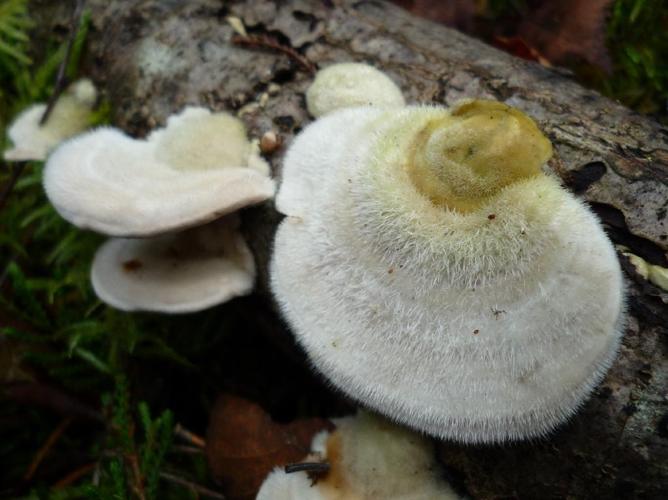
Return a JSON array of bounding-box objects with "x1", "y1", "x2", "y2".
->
[
  {"x1": 43, "y1": 107, "x2": 275, "y2": 236},
  {"x1": 271, "y1": 100, "x2": 626, "y2": 443},
  {"x1": 91, "y1": 217, "x2": 254, "y2": 313},
  {"x1": 257, "y1": 412, "x2": 459, "y2": 500},
  {"x1": 3, "y1": 79, "x2": 97, "y2": 161},
  {"x1": 306, "y1": 63, "x2": 405, "y2": 118}
]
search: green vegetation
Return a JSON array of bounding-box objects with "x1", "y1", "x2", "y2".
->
[
  {"x1": 485, "y1": 0, "x2": 667, "y2": 119},
  {"x1": 605, "y1": 0, "x2": 668, "y2": 115},
  {"x1": 0, "y1": 3, "x2": 210, "y2": 498}
]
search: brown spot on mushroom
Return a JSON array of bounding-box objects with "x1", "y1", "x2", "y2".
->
[
  {"x1": 318, "y1": 432, "x2": 351, "y2": 494},
  {"x1": 388, "y1": 267, "x2": 394, "y2": 274},
  {"x1": 122, "y1": 259, "x2": 143, "y2": 272},
  {"x1": 487, "y1": 214, "x2": 496, "y2": 220},
  {"x1": 473, "y1": 329, "x2": 479, "y2": 335}
]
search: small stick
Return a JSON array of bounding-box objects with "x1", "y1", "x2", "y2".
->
[
  {"x1": 232, "y1": 33, "x2": 316, "y2": 74},
  {"x1": 160, "y1": 471, "x2": 226, "y2": 499},
  {"x1": 170, "y1": 444, "x2": 205, "y2": 455},
  {"x1": 52, "y1": 462, "x2": 97, "y2": 489},
  {"x1": 40, "y1": 0, "x2": 86, "y2": 125},
  {"x1": 173, "y1": 423, "x2": 206, "y2": 449},
  {"x1": 284, "y1": 462, "x2": 330, "y2": 474},
  {"x1": 24, "y1": 417, "x2": 73, "y2": 481},
  {"x1": 126, "y1": 452, "x2": 146, "y2": 500}
]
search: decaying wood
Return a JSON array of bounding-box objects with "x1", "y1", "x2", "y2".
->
[{"x1": 33, "y1": 0, "x2": 667, "y2": 497}]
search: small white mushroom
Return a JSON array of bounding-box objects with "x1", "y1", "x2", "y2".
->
[
  {"x1": 43, "y1": 107, "x2": 275, "y2": 236},
  {"x1": 91, "y1": 216, "x2": 254, "y2": 313},
  {"x1": 256, "y1": 412, "x2": 459, "y2": 500},
  {"x1": 3, "y1": 79, "x2": 97, "y2": 161},
  {"x1": 306, "y1": 63, "x2": 405, "y2": 118},
  {"x1": 271, "y1": 99, "x2": 626, "y2": 443}
]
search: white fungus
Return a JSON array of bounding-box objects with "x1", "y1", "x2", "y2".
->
[
  {"x1": 305, "y1": 63, "x2": 405, "y2": 118},
  {"x1": 271, "y1": 99, "x2": 626, "y2": 443},
  {"x1": 3, "y1": 79, "x2": 97, "y2": 162},
  {"x1": 43, "y1": 107, "x2": 275, "y2": 236},
  {"x1": 91, "y1": 216, "x2": 254, "y2": 313},
  {"x1": 256, "y1": 412, "x2": 459, "y2": 500}
]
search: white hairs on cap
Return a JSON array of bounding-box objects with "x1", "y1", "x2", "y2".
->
[
  {"x1": 271, "y1": 102, "x2": 625, "y2": 443},
  {"x1": 306, "y1": 63, "x2": 405, "y2": 118}
]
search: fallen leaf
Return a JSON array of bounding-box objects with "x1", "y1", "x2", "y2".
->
[
  {"x1": 206, "y1": 394, "x2": 333, "y2": 500},
  {"x1": 518, "y1": 0, "x2": 613, "y2": 72},
  {"x1": 493, "y1": 36, "x2": 551, "y2": 66}
]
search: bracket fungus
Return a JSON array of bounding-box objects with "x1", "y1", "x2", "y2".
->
[
  {"x1": 271, "y1": 96, "x2": 626, "y2": 442},
  {"x1": 306, "y1": 63, "x2": 405, "y2": 118},
  {"x1": 91, "y1": 216, "x2": 254, "y2": 313},
  {"x1": 257, "y1": 412, "x2": 459, "y2": 500},
  {"x1": 3, "y1": 79, "x2": 97, "y2": 162},
  {"x1": 44, "y1": 106, "x2": 275, "y2": 237},
  {"x1": 44, "y1": 106, "x2": 274, "y2": 313}
]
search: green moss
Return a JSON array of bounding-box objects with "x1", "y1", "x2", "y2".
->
[
  {"x1": 0, "y1": 8, "x2": 203, "y2": 498},
  {"x1": 603, "y1": 0, "x2": 668, "y2": 117}
]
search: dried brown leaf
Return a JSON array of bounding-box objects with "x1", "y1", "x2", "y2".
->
[
  {"x1": 518, "y1": 0, "x2": 613, "y2": 72},
  {"x1": 206, "y1": 394, "x2": 333, "y2": 500}
]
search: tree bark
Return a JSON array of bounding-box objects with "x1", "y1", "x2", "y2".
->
[{"x1": 36, "y1": 0, "x2": 668, "y2": 497}]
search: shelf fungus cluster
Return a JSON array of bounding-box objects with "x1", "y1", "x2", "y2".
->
[
  {"x1": 44, "y1": 107, "x2": 275, "y2": 313},
  {"x1": 271, "y1": 64, "x2": 626, "y2": 443},
  {"x1": 3, "y1": 79, "x2": 97, "y2": 162},
  {"x1": 257, "y1": 412, "x2": 459, "y2": 500}
]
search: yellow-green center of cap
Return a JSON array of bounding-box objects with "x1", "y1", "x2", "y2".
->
[{"x1": 406, "y1": 100, "x2": 553, "y2": 212}]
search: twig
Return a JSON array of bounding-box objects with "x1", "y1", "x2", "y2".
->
[
  {"x1": 232, "y1": 33, "x2": 316, "y2": 74},
  {"x1": 24, "y1": 417, "x2": 73, "y2": 481},
  {"x1": 170, "y1": 444, "x2": 205, "y2": 455},
  {"x1": 0, "y1": 161, "x2": 27, "y2": 212},
  {"x1": 52, "y1": 462, "x2": 97, "y2": 489},
  {"x1": 4, "y1": 381, "x2": 104, "y2": 422},
  {"x1": 285, "y1": 462, "x2": 330, "y2": 474},
  {"x1": 173, "y1": 423, "x2": 206, "y2": 449},
  {"x1": 160, "y1": 472, "x2": 226, "y2": 500},
  {"x1": 127, "y1": 453, "x2": 146, "y2": 500},
  {"x1": 40, "y1": 0, "x2": 86, "y2": 125}
]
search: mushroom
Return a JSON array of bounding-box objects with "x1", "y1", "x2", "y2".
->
[
  {"x1": 91, "y1": 216, "x2": 254, "y2": 313},
  {"x1": 3, "y1": 79, "x2": 97, "y2": 161},
  {"x1": 43, "y1": 106, "x2": 275, "y2": 236},
  {"x1": 41, "y1": 106, "x2": 276, "y2": 313},
  {"x1": 271, "y1": 99, "x2": 626, "y2": 443},
  {"x1": 305, "y1": 63, "x2": 405, "y2": 118},
  {"x1": 257, "y1": 412, "x2": 459, "y2": 500}
]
